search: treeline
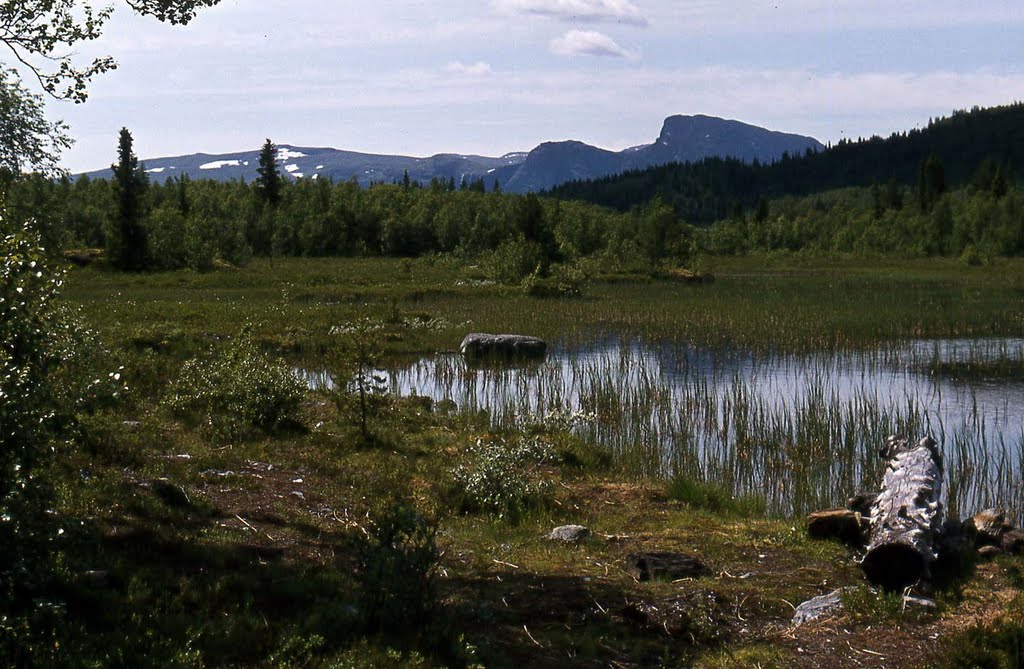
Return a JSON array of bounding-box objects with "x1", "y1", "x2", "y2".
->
[
  {"x1": 1, "y1": 169, "x2": 696, "y2": 274},
  {"x1": 705, "y1": 178, "x2": 1024, "y2": 259},
  {"x1": 548, "y1": 103, "x2": 1024, "y2": 224},
  {"x1": 4, "y1": 161, "x2": 1023, "y2": 275}
]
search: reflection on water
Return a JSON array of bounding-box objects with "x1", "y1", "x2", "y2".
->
[{"x1": 301, "y1": 337, "x2": 1024, "y2": 519}]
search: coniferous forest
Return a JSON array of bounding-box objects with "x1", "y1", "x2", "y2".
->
[{"x1": 4, "y1": 104, "x2": 1022, "y2": 281}]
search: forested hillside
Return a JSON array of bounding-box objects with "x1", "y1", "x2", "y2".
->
[
  {"x1": 6, "y1": 103, "x2": 1024, "y2": 275},
  {"x1": 548, "y1": 103, "x2": 1024, "y2": 225}
]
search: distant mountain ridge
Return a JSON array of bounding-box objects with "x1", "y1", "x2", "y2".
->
[
  {"x1": 79, "y1": 115, "x2": 824, "y2": 193},
  {"x1": 546, "y1": 102, "x2": 1024, "y2": 225}
]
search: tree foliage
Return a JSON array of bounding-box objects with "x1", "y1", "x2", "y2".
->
[
  {"x1": 0, "y1": 68, "x2": 71, "y2": 178},
  {"x1": 0, "y1": 0, "x2": 222, "y2": 174},
  {"x1": 0, "y1": 0, "x2": 222, "y2": 103}
]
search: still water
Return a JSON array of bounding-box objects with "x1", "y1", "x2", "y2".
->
[{"x1": 303, "y1": 337, "x2": 1024, "y2": 519}]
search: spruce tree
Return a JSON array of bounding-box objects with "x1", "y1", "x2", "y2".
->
[
  {"x1": 109, "y1": 127, "x2": 148, "y2": 270},
  {"x1": 256, "y1": 138, "x2": 282, "y2": 206}
]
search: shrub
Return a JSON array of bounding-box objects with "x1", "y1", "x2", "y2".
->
[
  {"x1": 453, "y1": 436, "x2": 555, "y2": 519},
  {"x1": 329, "y1": 318, "x2": 388, "y2": 441},
  {"x1": 938, "y1": 616, "x2": 1024, "y2": 669},
  {"x1": 481, "y1": 237, "x2": 542, "y2": 285},
  {"x1": 521, "y1": 262, "x2": 587, "y2": 298},
  {"x1": 0, "y1": 221, "x2": 98, "y2": 663},
  {"x1": 357, "y1": 504, "x2": 439, "y2": 636},
  {"x1": 164, "y1": 329, "x2": 305, "y2": 438}
]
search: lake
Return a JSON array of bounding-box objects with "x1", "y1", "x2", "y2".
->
[{"x1": 303, "y1": 336, "x2": 1024, "y2": 519}]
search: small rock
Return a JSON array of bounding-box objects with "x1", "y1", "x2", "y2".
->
[
  {"x1": 807, "y1": 509, "x2": 866, "y2": 545},
  {"x1": 902, "y1": 595, "x2": 937, "y2": 611},
  {"x1": 548, "y1": 525, "x2": 591, "y2": 542},
  {"x1": 1002, "y1": 529, "x2": 1024, "y2": 555},
  {"x1": 629, "y1": 552, "x2": 709, "y2": 581},
  {"x1": 290, "y1": 491, "x2": 306, "y2": 501},
  {"x1": 978, "y1": 544, "x2": 1003, "y2": 559},
  {"x1": 847, "y1": 493, "x2": 876, "y2": 516},
  {"x1": 967, "y1": 508, "x2": 1011, "y2": 546},
  {"x1": 151, "y1": 478, "x2": 190, "y2": 509},
  {"x1": 793, "y1": 589, "x2": 850, "y2": 625}
]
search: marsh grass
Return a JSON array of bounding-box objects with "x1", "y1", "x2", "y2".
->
[
  {"x1": 666, "y1": 474, "x2": 766, "y2": 517},
  {"x1": 48, "y1": 255, "x2": 1024, "y2": 664},
  {"x1": 379, "y1": 335, "x2": 1024, "y2": 520}
]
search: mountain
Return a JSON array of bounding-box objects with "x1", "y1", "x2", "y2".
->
[
  {"x1": 548, "y1": 102, "x2": 1024, "y2": 224},
  {"x1": 81, "y1": 145, "x2": 527, "y2": 189},
  {"x1": 503, "y1": 115, "x2": 823, "y2": 192},
  {"x1": 547, "y1": 102, "x2": 1024, "y2": 225},
  {"x1": 79, "y1": 115, "x2": 823, "y2": 192}
]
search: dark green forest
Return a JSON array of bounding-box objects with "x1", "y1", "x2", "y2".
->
[
  {"x1": 548, "y1": 102, "x2": 1024, "y2": 229},
  {"x1": 6, "y1": 104, "x2": 1024, "y2": 276}
]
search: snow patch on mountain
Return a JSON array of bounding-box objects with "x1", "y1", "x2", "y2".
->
[
  {"x1": 200, "y1": 159, "x2": 241, "y2": 170},
  {"x1": 277, "y1": 148, "x2": 307, "y2": 162}
]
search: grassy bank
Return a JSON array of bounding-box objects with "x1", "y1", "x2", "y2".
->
[{"x1": 21, "y1": 255, "x2": 1024, "y2": 666}]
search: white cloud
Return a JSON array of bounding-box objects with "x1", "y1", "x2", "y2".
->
[
  {"x1": 497, "y1": 0, "x2": 647, "y2": 25},
  {"x1": 550, "y1": 29, "x2": 639, "y2": 58},
  {"x1": 446, "y1": 61, "x2": 494, "y2": 76}
]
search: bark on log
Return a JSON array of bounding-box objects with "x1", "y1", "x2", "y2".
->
[{"x1": 861, "y1": 435, "x2": 944, "y2": 590}]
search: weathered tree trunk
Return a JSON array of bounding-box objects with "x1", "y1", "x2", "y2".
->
[{"x1": 861, "y1": 435, "x2": 944, "y2": 590}]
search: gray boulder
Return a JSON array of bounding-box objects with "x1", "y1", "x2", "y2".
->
[
  {"x1": 548, "y1": 525, "x2": 591, "y2": 542},
  {"x1": 460, "y1": 333, "x2": 547, "y2": 361}
]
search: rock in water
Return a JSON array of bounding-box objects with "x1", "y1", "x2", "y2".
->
[
  {"x1": 548, "y1": 525, "x2": 591, "y2": 542},
  {"x1": 459, "y1": 333, "x2": 547, "y2": 361}
]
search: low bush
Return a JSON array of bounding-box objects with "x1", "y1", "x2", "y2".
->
[
  {"x1": 357, "y1": 503, "x2": 438, "y2": 636},
  {"x1": 163, "y1": 329, "x2": 306, "y2": 438},
  {"x1": 453, "y1": 436, "x2": 555, "y2": 519}
]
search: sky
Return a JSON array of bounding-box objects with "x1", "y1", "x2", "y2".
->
[{"x1": 37, "y1": 0, "x2": 1024, "y2": 173}]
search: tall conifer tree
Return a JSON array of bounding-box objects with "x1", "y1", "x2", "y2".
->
[
  {"x1": 109, "y1": 127, "x2": 148, "y2": 270},
  {"x1": 256, "y1": 138, "x2": 282, "y2": 206}
]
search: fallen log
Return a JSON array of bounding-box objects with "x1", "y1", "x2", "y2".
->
[{"x1": 861, "y1": 435, "x2": 944, "y2": 590}]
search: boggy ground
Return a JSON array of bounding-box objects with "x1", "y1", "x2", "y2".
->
[
  {"x1": 37, "y1": 254, "x2": 1024, "y2": 667},
  {"x1": 51, "y1": 390, "x2": 1024, "y2": 668}
]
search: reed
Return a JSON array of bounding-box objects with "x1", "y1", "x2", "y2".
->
[{"x1": 371, "y1": 337, "x2": 1024, "y2": 520}]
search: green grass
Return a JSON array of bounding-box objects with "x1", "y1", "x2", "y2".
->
[
  {"x1": 666, "y1": 474, "x2": 767, "y2": 517},
  {"x1": 18, "y1": 254, "x2": 1024, "y2": 667}
]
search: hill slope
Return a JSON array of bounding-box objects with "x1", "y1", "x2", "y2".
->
[{"x1": 549, "y1": 103, "x2": 1024, "y2": 223}]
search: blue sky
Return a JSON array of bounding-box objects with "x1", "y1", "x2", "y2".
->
[{"x1": 45, "y1": 0, "x2": 1024, "y2": 173}]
